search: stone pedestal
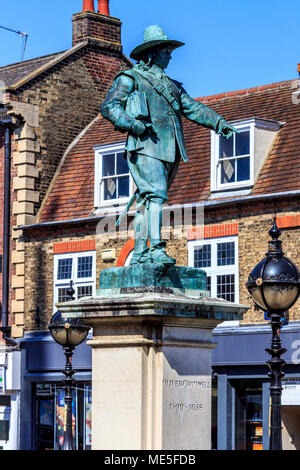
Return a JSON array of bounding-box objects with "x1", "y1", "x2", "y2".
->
[{"x1": 59, "y1": 290, "x2": 249, "y2": 450}]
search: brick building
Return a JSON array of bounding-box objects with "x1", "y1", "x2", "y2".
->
[
  {"x1": 21, "y1": 67, "x2": 300, "y2": 449},
  {"x1": 0, "y1": 0, "x2": 130, "y2": 449}
]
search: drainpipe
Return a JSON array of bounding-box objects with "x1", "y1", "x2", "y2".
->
[{"x1": 0, "y1": 123, "x2": 17, "y2": 346}]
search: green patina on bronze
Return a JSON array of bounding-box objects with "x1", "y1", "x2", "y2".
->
[
  {"x1": 98, "y1": 264, "x2": 207, "y2": 297},
  {"x1": 100, "y1": 25, "x2": 237, "y2": 274}
]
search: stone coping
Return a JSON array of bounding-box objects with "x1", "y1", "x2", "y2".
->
[{"x1": 58, "y1": 291, "x2": 249, "y2": 326}]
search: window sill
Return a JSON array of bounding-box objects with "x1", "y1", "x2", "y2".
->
[
  {"x1": 93, "y1": 199, "x2": 132, "y2": 217},
  {"x1": 209, "y1": 186, "x2": 253, "y2": 199}
]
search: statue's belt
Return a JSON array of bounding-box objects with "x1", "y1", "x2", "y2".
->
[{"x1": 133, "y1": 69, "x2": 181, "y2": 112}]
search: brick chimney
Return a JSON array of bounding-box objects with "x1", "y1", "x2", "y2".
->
[{"x1": 72, "y1": 0, "x2": 121, "y2": 48}]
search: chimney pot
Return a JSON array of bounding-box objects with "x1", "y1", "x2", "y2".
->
[
  {"x1": 298, "y1": 63, "x2": 300, "y2": 74},
  {"x1": 98, "y1": 0, "x2": 110, "y2": 15},
  {"x1": 83, "y1": 0, "x2": 95, "y2": 12}
]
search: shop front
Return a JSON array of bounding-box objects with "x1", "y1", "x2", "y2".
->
[
  {"x1": 19, "y1": 330, "x2": 92, "y2": 450},
  {"x1": 213, "y1": 321, "x2": 300, "y2": 450},
  {"x1": 19, "y1": 321, "x2": 300, "y2": 450}
]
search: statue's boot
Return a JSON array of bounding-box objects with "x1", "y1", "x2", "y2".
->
[
  {"x1": 130, "y1": 238, "x2": 149, "y2": 264},
  {"x1": 149, "y1": 239, "x2": 176, "y2": 265},
  {"x1": 130, "y1": 206, "x2": 149, "y2": 265},
  {"x1": 148, "y1": 201, "x2": 176, "y2": 265}
]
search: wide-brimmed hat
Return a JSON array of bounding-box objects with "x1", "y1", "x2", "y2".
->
[{"x1": 130, "y1": 25, "x2": 184, "y2": 61}]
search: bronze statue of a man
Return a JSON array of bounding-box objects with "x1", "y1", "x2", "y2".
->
[{"x1": 101, "y1": 25, "x2": 237, "y2": 266}]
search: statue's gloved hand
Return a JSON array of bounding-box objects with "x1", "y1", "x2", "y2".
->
[
  {"x1": 131, "y1": 119, "x2": 147, "y2": 136},
  {"x1": 144, "y1": 122, "x2": 157, "y2": 135},
  {"x1": 131, "y1": 120, "x2": 157, "y2": 137},
  {"x1": 217, "y1": 119, "x2": 239, "y2": 139}
]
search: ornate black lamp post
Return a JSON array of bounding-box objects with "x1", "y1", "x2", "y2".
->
[
  {"x1": 246, "y1": 217, "x2": 300, "y2": 450},
  {"x1": 48, "y1": 282, "x2": 90, "y2": 450}
]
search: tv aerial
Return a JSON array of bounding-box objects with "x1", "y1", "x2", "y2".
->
[{"x1": 0, "y1": 25, "x2": 28, "y2": 61}]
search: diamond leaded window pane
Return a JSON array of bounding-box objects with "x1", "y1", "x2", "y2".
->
[
  {"x1": 101, "y1": 150, "x2": 130, "y2": 201},
  {"x1": 218, "y1": 129, "x2": 250, "y2": 185},
  {"x1": 103, "y1": 177, "x2": 116, "y2": 200}
]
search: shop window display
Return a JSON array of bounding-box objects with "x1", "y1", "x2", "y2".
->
[
  {"x1": 235, "y1": 381, "x2": 263, "y2": 450},
  {"x1": 35, "y1": 383, "x2": 92, "y2": 450}
]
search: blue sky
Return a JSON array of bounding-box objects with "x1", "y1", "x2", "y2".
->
[{"x1": 1, "y1": 0, "x2": 300, "y2": 97}]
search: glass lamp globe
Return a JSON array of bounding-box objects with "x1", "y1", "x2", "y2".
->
[{"x1": 49, "y1": 311, "x2": 89, "y2": 348}]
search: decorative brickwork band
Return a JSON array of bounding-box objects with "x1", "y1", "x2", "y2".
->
[
  {"x1": 187, "y1": 222, "x2": 238, "y2": 241},
  {"x1": 53, "y1": 239, "x2": 96, "y2": 254},
  {"x1": 277, "y1": 214, "x2": 300, "y2": 229}
]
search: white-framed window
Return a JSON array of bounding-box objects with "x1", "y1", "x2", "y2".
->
[
  {"x1": 211, "y1": 119, "x2": 254, "y2": 192},
  {"x1": 211, "y1": 117, "x2": 282, "y2": 193},
  {"x1": 188, "y1": 236, "x2": 239, "y2": 303},
  {"x1": 53, "y1": 251, "x2": 96, "y2": 310},
  {"x1": 94, "y1": 142, "x2": 133, "y2": 208}
]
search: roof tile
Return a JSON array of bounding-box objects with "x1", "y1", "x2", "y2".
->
[{"x1": 0, "y1": 51, "x2": 66, "y2": 87}]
